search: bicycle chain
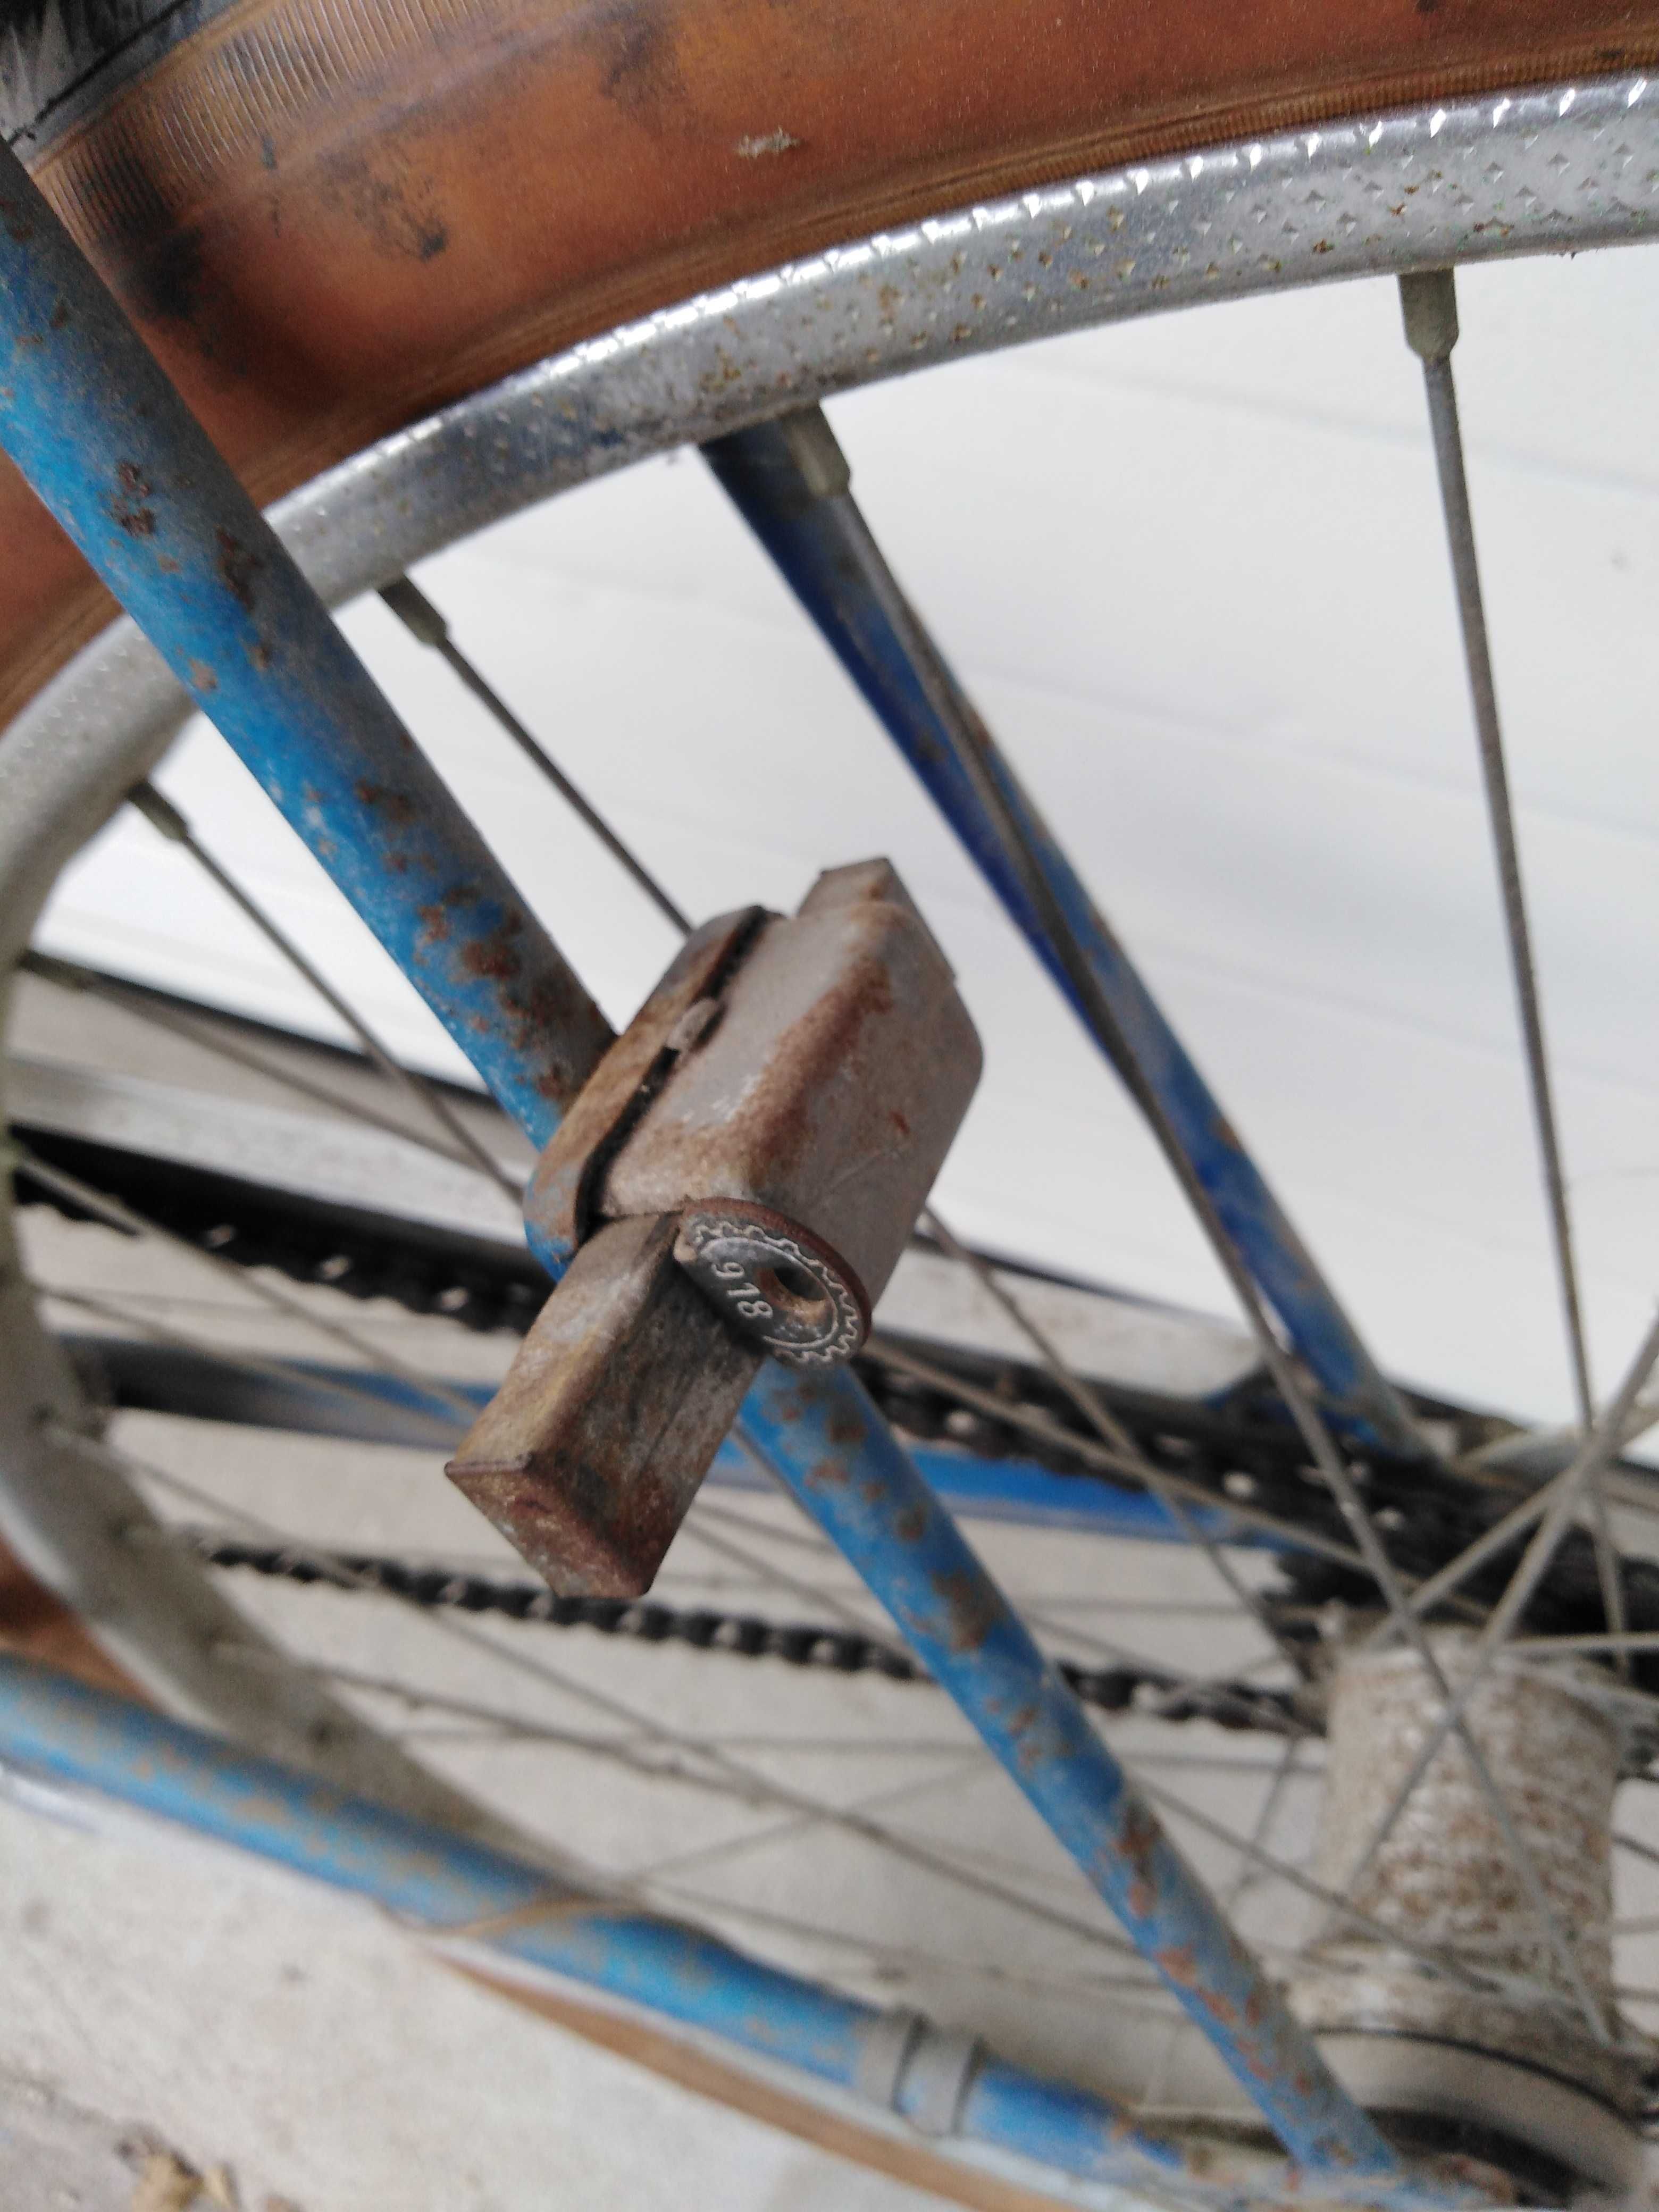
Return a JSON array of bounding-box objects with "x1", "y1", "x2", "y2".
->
[
  {"x1": 187, "y1": 1531, "x2": 1302, "y2": 1734},
  {"x1": 19, "y1": 1129, "x2": 1659, "y2": 1712}
]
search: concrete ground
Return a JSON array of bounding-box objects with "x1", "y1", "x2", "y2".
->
[{"x1": 0, "y1": 1779, "x2": 972, "y2": 2212}]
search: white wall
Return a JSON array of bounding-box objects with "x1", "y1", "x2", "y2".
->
[{"x1": 36, "y1": 243, "x2": 1659, "y2": 1430}]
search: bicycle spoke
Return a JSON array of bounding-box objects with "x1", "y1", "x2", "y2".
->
[
  {"x1": 128, "y1": 781, "x2": 521, "y2": 1202},
  {"x1": 1400, "y1": 270, "x2": 1627, "y2": 1682},
  {"x1": 920, "y1": 1205, "x2": 1303, "y2": 1677},
  {"x1": 1138, "y1": 1774, "x2": 1508, "y2": 2000},
  {"x1": 123, "y1": 1447, "x2": 1155, "y2": 1966},
  {"x1": 668, "y1": 1510, "x2": 909, "y2": 1661},
  {"x1": 1514, "y1": 1630, "x2": 1659, "y2": 1656},
  {"x1": 379, "y1": 576, "x2": 691, "y2": 936},
  {"x1": 1220, "y1": 1736, "x2": 1301, "y2": 1914},
  {"x1": 706, "y1": 408, "x2": 1426, "y2": 1460},
  {"x1": 647, "y1": 1886, "x2": 1183, "y2": 2014},
  {"x1": 20, "y1": 949, "x2": 522, "y2": 1184},
  {"x1": 14, "y1": 1143, "x2": 483, "y2": 1426},
  {"x1": 1323, "y1": 1310, "x2": 1659, "y2": 1978},
  {"x1": 1399, "y1": 270, "x2": 1594, "y2": 1433},
  {"x1": 868, "y1": 1337, "x2": 1421, "y2": 1590},
  {"x1": 33, "y1": 1280, "x2": 475, "y2": 1440}
]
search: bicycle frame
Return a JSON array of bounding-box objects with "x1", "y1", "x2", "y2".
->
[{"x1": 0, "y1": 131, "x2": 1511, "y2": 2200}]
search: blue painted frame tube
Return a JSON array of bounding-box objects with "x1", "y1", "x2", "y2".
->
[
  {"x1": 740, "y1": 1361, "x2": 1401, "y2": 2178},
  {"x1": 0, "y1": 156, "x2": 1394, "y2": 2175},
  {"x1": 0, "y1": 143, "x2": 613, "y2": 1134},
  {"x1": 703, "y1": 423, "x2": 1421, "y2": 1459},
  {"x1": 0, "y1": 1656, "x2": 1494, "y2": 2209}
]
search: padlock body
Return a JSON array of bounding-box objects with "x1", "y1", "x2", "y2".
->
[{"x1": 600, "y1": 861, "x2": 981, "y2": 1308}]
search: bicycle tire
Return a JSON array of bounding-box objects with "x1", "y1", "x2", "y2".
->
[{"x1": 3, "y1": 0, "x2": 1659, "y2": 724}]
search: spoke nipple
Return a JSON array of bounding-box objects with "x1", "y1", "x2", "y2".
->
[
  {"x1": 379, "y1": 575, "x2": 450, "y2": 648},
  {"x1": 128, "y1": 780, "x2": 190, "y2": 843},
  {"x1": 776, "y1": 406, "x2": 852, "y2": 502},
  {"x1": 1398, "y1": 269, "x2": 1459, "y2": 362}
]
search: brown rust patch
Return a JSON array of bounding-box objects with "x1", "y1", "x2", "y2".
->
[
  {"x1": 1118, "y1": 1798, "x2": 1161, "y2": 1920},
  {"x1": 461, "y1": 927, "x2": 526, "y2": 983},
  {"x1": 215, "y1": 526, "x2": 260, "y2": 611},
  {"x1": 108, "y1": 460, "x2": 156, "y2": 537},
  {"x1": 928, "y1": 1565, "x2": 1004, "y2": 1654},
  {"x1": 356, "y1": 779, "x2": 418, "y2": 827},
  {"x1": 1155, "y1": 1943, "x2": 1200, "y2": 1989}
]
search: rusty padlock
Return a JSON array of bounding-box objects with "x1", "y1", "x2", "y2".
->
[{"x1": 445, "y1": 859, "x2": 982, "y2": 1597}]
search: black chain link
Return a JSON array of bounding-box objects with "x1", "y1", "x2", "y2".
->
[
  {"x1": 188, "y1": 1531, "x2": 1303, "y2": 1733},
  {"x1": 19, "y1": 1125, "x2": 1659, "y2": 1707}
]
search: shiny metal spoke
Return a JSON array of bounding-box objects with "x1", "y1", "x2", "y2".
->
[
  {"x1": 19, "y1": 948, "x2": 521, "y2": 1184},
  {"x1": 1139, "y1": 1774, "x2": 1510, "y2": 2002},
  {"x1": 1400, "y1": 267, "x2": 1624, "y2": 1677},
  {"x1": 1513, "y1": 1629, "x2": 1659, "y2": 1656},
  {"x1": 124, "y1": 1446, "x2": 1149, "y2": 1963},
  {"x1": 919, "y1": 1205, "x2": 1305, "y2": 1678},
  {"x1": 668, "y1": 1508, "x2": 909, "y2": 1662},
  {"x1": 1220, "y1": 1735, "x2": 1301, "y2": 1914},
  {"x1": 379, "y1": 576, "x2": 691, "y2": 936},
  {"x1": 128, "y1": 781, "x2": 520, "y2": 1202},
  {"x1": 33, "y1": 1279, "x2": 476, "y2": 1440},
  {"x1": 1399, "y1": 271, "x2": 1593, "y2": 1431},
  {"x1": 1324, "y1": 1309, "x2": 1659, "y2": 1970},
  {"x1": 868, "y1": 1336, "x2": 1428, "y2": 1591},
  {"x1": 14, "y1": 1142, "x2": 484, "y2": 1427},
  {"x1": 646, "y1": 1887, "x2": 1183, "y2": 2015}
]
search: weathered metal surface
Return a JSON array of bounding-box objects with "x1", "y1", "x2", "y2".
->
[
  {"x1": 0, "y1": 1655, "x2": 1514, "y2": 2208},
  {"x1": 526, "y1": 859, "x2": 981, "y2": 1316},
  {"x1": 446, "y1": 1213, "x2": 760, "y2": 1597},
  {"x1": 706, "y1": 414, "x2": 1429, "y2": 1461},
  {"x1": 600, "y1": 859, "x2": 981, "y2": 1315},
  {"x1": 522, "y1": 904, "x2": 766, "y2": 1272},
  {"x1": 1292, "y1": 1630, "x2": 1640, "y2": 2189},
  {"x1": 0, "y1": 138, "x2": 614, "y2": 1139},
  {"x1": 739, "y1": 1357, "x2": 1407, "y2": 2179}
]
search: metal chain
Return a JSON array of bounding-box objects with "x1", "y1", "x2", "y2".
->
[
  {"x1": 18, "y1": 1141, "x2": 1659, "y2": 1687},
  {"x1": 186, "y1": 1530, "x2": 1302, "y2": 1733}
]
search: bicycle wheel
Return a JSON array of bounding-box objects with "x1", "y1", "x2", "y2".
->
[{"x1": 4, "y1": 10, "x2": 1659, "y2": 2205}]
